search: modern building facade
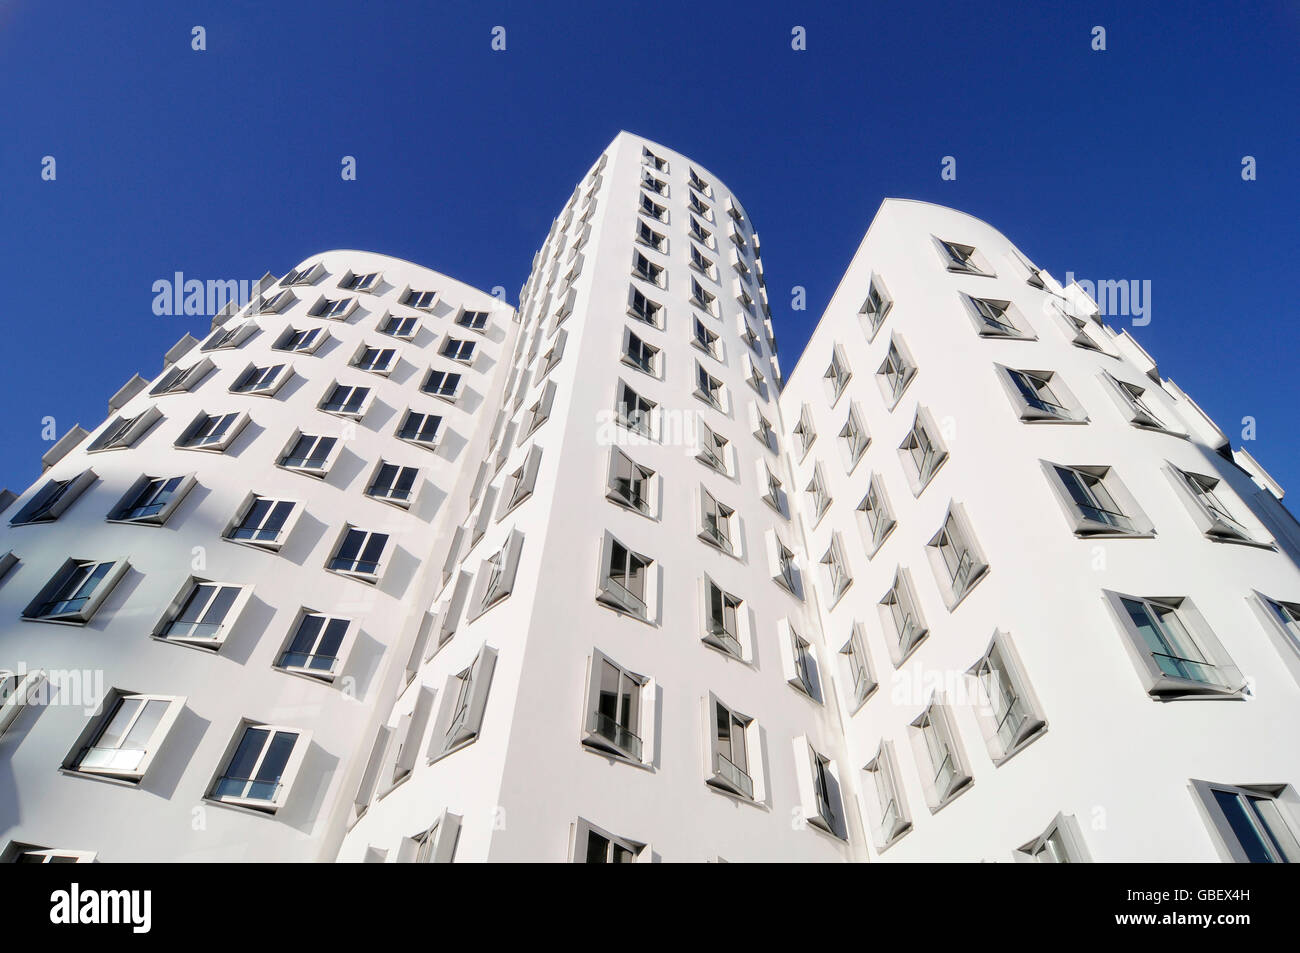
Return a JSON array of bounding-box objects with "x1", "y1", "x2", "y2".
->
[{"x1": 2, "y1": 132, "x2": 1299, "y2": 862}]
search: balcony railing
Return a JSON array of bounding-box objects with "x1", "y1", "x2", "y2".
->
[
  {"x1": 588, "y1": 711, "x2": 642, "y2": 761},
  {"x1": 713, "y1": 751, "x2": 754, "y2": 799}
]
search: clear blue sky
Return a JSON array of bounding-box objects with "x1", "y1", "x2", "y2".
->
[{"x1": 1, "y1": 0, "x2": 1296, "y2": 495}]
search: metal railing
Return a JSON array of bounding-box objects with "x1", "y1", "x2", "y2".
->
[
  {"x1": 589, "y1": 711, "x2": 643, "y2": 761},
  {"x1": 714, "y1": 751, "x2": 754, "y2": 799}
]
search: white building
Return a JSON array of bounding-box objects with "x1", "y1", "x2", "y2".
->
[{"x1": 3, "y1": 133, "x2": 1299, "y2": 863}]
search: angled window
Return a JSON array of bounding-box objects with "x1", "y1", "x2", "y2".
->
[
  {"x1": 708, "y1": 695, "x2": 756, "y2": 800},
  {"x1": 936, "y1": 238, "x2": 993, "y2": 276},
  {"x1": 783, "y1": 621, "x2": 818, "y2": 698},
  {"x1": 690, "y1": 244, "x2": 715, "y2": 278},
  {"x1": 401, "y1": 810, "x2": 461, "y2": 863},
  {"x1": 622, "y1": 328, "x2": 660, "y2": 376},
  {"x1": 540, "y1": 330, "x2": 567, "y2": 378},
  {"x1": 573, "y1": 818, "x2": 646, "y2": 863},
  {"x1": 379, "y1": 314, "x2": 419, "y2": 339},
  {"x1": 839, "y1": 404, "x2": 869, "y2": 470},
  {"x1": 969, "y1": 631, "x2": 1047, "y2": 763},
  {"x1": 277, "y1": 611, "x2": 351, "y2": 679},
  {"x1": 440, "y1": 337, "x2": 476, "y2": 364},
  {"x1": 432, "y1": 645, "x2": 497, "y2": 758},
  {"x1": 1103, "y1": 591, "x2": 1245, "y2": 698},
  {"x1": 230, "y1": 362, "x2": 289, "y2": 397},
  {"x1": 1190, "y1": 780, "x2": 1300, "y2": 863},
  {"x1": 64, "y1": 691, "x2": 183, "y2": 783},
  {"x1": 690, "y1": 214, "x2": 712, "y2": 244},
  {"x1": 606, "y1": 448, "x2": 654, "y2": 516},
  {"x1": 421, "y1": 367, "x2": 462, "y2": 401},
  {"x1": 353, "y1": 346, "x2": 396, "y2": 375},
  {"x1": 397, "y1": 411, "x2": 441, "y2": 449},
  {"x1": 274, "y1": 325, "x2": 325, "y2": 353},
  {"x1": 997, "y1": 366, "x2": 1085, "y2": 423},
  {"x1": 898, "y1": 408, "x2": 948, "y2": 496},
  {"x1": 695, "y1": 419, "x2": 729, "y2": 475},
  {"x1": 282, "y1": 264, "x2": 319, "y2": 286},
  {"x1": 11, "y1": 470, "x2": 96, "y2": 525},
  {"x1": 1167, "y1": 465, "x2": 1261, "y2": 544},
  {"x1": 925, "y1": 503, "x2": 989, "y2": 609},
  {"x1": 367, "y1": 462, "x2": 420, "y2": 507},
  {"x1": 155, "y1": 579, "x2": 251, "y2": 649},
  {"x1": 702, "y1": 577, "x2": 745, "y2": 659},
  {"x1": 257, "y1": 289, "x2": 295, "y2": 314},
  {"x1": 691, "y1": 279, "x2": 717, "y2": 316},
  {"x1": 202, "y1": 319, "x2": 256, "y2": 351},
  {"x1": 855, "y1": 474, "x2": 897, "y2": 556},
  {"x1": 88, "y1": 406, "x2": 163, "y2": 452},
  {"x1": 910, "y1": 701, "x2": 974, "y2": 811},
  {"x1": 767, "y1": 530, "x2": 801, "y2": 597},
  {"x1": 823, "y1": 346, "x2": 851, "y2": 403},
  {"x1": 279, "y1": 432, "x2": 338, "y2": 476},
  {"x1": 806, "y1": 464, "x2": 831, "y2": 522},
  {"x1": 23, "y1": 558, "x2": 129, "y2": 625},
  {"x1": 328, "y1": 527, "x2": 390, "y2": 582},
  {"x1": 402, "y1": 289, "x2": 438, "y2": 310},
  {"x1": 793, "y1": 404, "x2": 816, "y2": 458},
  {"x1": 840, "y1": 622, "x2": 877, "y2": 711},
  {"x1": 636, "y1": 219, "x2": 666, "y2": 252},
  {"x1": 1043, "y1": 462, "x2": 1152, "y2": 537},
  {"x1": 455, "y1": 309, "x2": 489, "y2": 332},
  {"x1": 795, "y1": 741, "x2": 844, "y2": 838},
  {"x1": 760, "y1": 463, "x2": 786, "y2": 516},
  {"x1": 877, "y1": 335, "x2": 918, "y2": 409},
  {"x1": 698, "y1": 486, "x2": 735, "y2": 554},
  {"x1": 1101, "y1": 371, "x2": 1174, "y2": 431},
  {"x1": 210, "y1": 722, "x2": 308, "y2": 812},
  {"x1": 627, "y1": 286, "x2": 663, "y2": 327},
  {"x1": 583, "y1": 649, "x2": 650, "y2": 763},
  {"x1": 692, "y1": 316, "x2": 720, "y2": 358},
  {"x1": 499, "y1": 446, "x2": 543, "y2": 517},
  {"x1": 880, "y1": 568, "x2": 928, "y2": 665},
  {"x1": 744, "y1": 355, "x2": 767, "y2": 395},
  {"x1": 310, "y1": 296, "x2": 354, "y2": 320},
  {"x1": 864, "y1": 741, "x2": 911, "y2": 851},
  {"x1": 226, "y1": 496, "x2": 298, "y2": 549},
  {"x1": 523, "y1": 381, "x2": 557, "y2": 437},
  {"x1": 642, "y1": 147, "x2": 666, "y2": 172},
  {"x1": 820, "y1": 533, "x2": 853, "y2": 604},
  {"x1": 341, "y1": 270, "x2": 380, "y2": 292},
  {"x1": 1255, "y1": 592, "x2": 1300, "y2": 658},
  {"x1": 320, "y1": 383, "x2": 372, "y2": 419},
  {"x1": 632, "y1": 251, "x2": 663, "y2": 287},
  {"x1": 688, "y1": 168, "x2": 710, "y2": 194},
  {"x1": 151, "y1": 357, "x2": 215, "y2": 395},
  {"x1": 597, "y1": 532, "x2": 653, "y2": 621},
  {"x1": 963, "y1": 294, "x2": 1032, "y2": 339},
  {"x1": 0, "y1": 669, "x2": 47, "y2": 738},
  {"x1": 859, "y1": 275, "x2": 893, "y2": 340},
  {"x1": 1016, "y1": 813, "x2": 1091, "y2": 863},
  {"x1": 639, "y1": 194, "x2": 667, "y2": 223},
  {"x1": 616, "y1": 382, "x2": 655, "y2": 439},
  {"x1": 108, "y1": 473, "x2": 195, "y2": 524}
]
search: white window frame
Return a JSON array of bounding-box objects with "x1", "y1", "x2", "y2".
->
[
  {"x1": 863, "y1": 741, "x2": 911, "y2": 852},
  {"x1": 207, "y1": 720, "x2": 311, "y2": 814},
  {"x1": 582, "y1": 648, "x2": 654, "y2": 765},
  {"x1": 153, "y1": 577, "x2": 253, "y2": 651},
  {"x1": 879, "y1": 568, "x2": 928, "y2": 666},
  {"x1": 1015, "y1": 812, "x2": 1091, "y2": 863},
  {"x1": 856, "y1": 474, "x2": 897, "y2": 557},
  {"x1": 840, "y1": 622, "x2": 877, "y2": 712},
  {"x1": 909, "y1": 699, "x2": 974, "y2": 812},
  {"x1": 1189, "y1": 780, "x2": 1300, "y2": 863},
  {"x1": 64, "y1": 690, "x2": 185, "y2": 782},
  {"x1": 223, "y1": 494, "x2": 301, "y2": 551},
  {"x1": 1042, "y1": 461, "x2": 1154, "y2": 537},
  {"x1": 924, "y1": 503, "x2": 990, "y2": 610},
  {"x1": 996, "y1": 365, "x2": 1087, "y2": 423},
  {"x1": 968, "y1": 631, "x2": 1048, "y2": 764},
  {"x1": 596, "y1": 531, "x2": 655, "y2": 622},
  {"x1": 23, "y1": 558, "x2": 129, "y2": 625},
  {"x1": 898, "y1": 407, "x2": 948, "y2": 496}
]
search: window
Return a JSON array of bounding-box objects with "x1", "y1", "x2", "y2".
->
[
  {"x1": 400, "y1": 811, "x2": 461, "y2": 864},
  {"x1": 1016, "y1": 813, "x2": 1091, "y2": 863},
  {"x1": 997, "y1": 366, "x2": 1085, "y2": 423},
  {"x1": 703, "y1": 578, "x2": 744, "y2": 659},
  {"x1": 282, "y1": 264, "x2": 318, "y2": 286},
  {"x1": 499, "y1": 447, "x2": 543, "y2": 516},
  {"x1": 690, "y1": 244, "x2": 715, "y2": 278},
  {"x1": 342, "y1": 271, "x2": 380, "y2": 292},
  {"x1": 824, "y1": 347, "x2": 851, "y2": 403},
  {"x1": 642, "y1": 147, "x2": 666, "y2": 172},
  {"x1": 616, "y1": 382, "x2": 655, "y2": 439},
  {"x1": 380, "y1": 314, "x2": 419, "y2": 339},
  {"x1": 636, "y1": 220, "x2": 666, "y2": 252},
  {"x1": 367, "y1": 463, "x2": 419, "y2": 506},
  {"x1": 421, "y1": 368, "x2": 461, "y2": 401},
  {"x1": 820, "y1": 534, "x2": 853, "y2": 604},
  {"x1": 1103, "y1": 592, "x2": 1245, "y2": 698},
  {"x1": 898, "y1": 408, "x2": 948, "y2": 495},
  {"x1": 1167, "y1": 465, "x2": 1261, "y2": 544},
  {"x1": 688, "y1": 168, "x2": 710, "y2": 194},
  {"x1": 210, "y1": 722, "x2": 308, "y2": 812},
  {"x1": 320, "y1": 383, "x2": 371, "y2": 419},
  {"x1": 3, "y1": 844, "x2": 96, "y2": 864},
  {"x1": 432, "y1": 645, "x2": 497, "y2": 758},
  {"x1": 88, "y1": 406, "x2": 163, "y2": 452},
  {"x1": 639, "y1": 194, "x2": 666, "y2": 222},
  {"x1": 597, "y1": 533, "x2": 653, "y2": 620},
  {"x1": 68, "y1": 691, "x2": 183, "y2": 781},
  {"x1": 744, "y1": 355, "x2": 767, "y2": 395},
  {"x1": 230, "y1": 362, "x2": 289, "y2": 396},
  {"x1": 278, "y1": 611, "x2": 351, "y2": 679},
  {"x1": 695, "y1": 419, "x2": 729, "y2": 474},
  {"x1": 768, "y1": 531, "x2": 801, "y2": 596},
  {"x1": 257, "y1": 289, "x2": 295, "y2": 313},
  {"x1": 859, "y1": 276, "x2": 893, "y2": 340},
  {"x1": 760, "y1": 464, "x2": 786, "y2": 516},
  {"x1": 839, "y1": 404, "x2": 869, "y2": 470},
  {"x1": 539, "y1": 330, "x2": 566, "y2": 378},
  {"x1": 840, "y1": 623, "x2": 877, "y2": 711},
  {"x1": 441, "y1": 337, "x2": 476, "y2": 363},
  {"x1": 10, "y1": 470, "x2": 96, "y2": 525},
  {"x1": 456, "y1": 309, "x2": 489, "y2": 331},
  {"x1": 864, "y1": 742, "x2": 911, "y2": 851},
  {"x1": 689, "y1": 195, "x2": 712, "y2": 221},
  {"x1": 279, "y1": 433, "x2": 338, "y2": 475},
  {"x1": 572, "y1": 818, "x2": 646, "y2": 863},
  {"x1": 796, "y1": 741, "x2": 844, "y2": 838},
  {"x1": 23, "y1": 558, "x2": 128, "y2": 624},
  {"x1": 924, "y1": 504, "x2": 989, "y2": 609},
  {"x1": 1190, "y1": 780, "x2": 1300, "y2": 863},
  {"x1": 402, "y1": 289, "x2": 438, "y2": 310},
  {"x1": 754, "y1": 409, "x2": 777, "y2": 452},
  {"x1": 806, "y1": 465, "x2": 831, "y2": 522},
  {"x1": 691, "y1": 279, "x2": 717, "y2": 316},
  {"x1": 784, "y1": 622, "x2": 818, "y2": 698},
  {"x1": 226, "y1": 496, "x2": 298, "y2": 550},
  {"x1": 151, "y1": 358, "x2": 215, "y2": 395},
  {"x1": 692, "y1": 317, "x2": 719, "y2": 357},
  {"x1": 583, "y1": 650, "x2": 649, "y2": 762},
  {"x1": 354, "y1": 346, "x2": 396, "y2": 375},
  {"x1": 910, "y1": 701, "x2": 973, "y2": 811},
  {"x1": 202, "y1": 320, "x2": 256, "y2": 351},
  {"x1": 176, "y1": 410, "x2": 248, "y2": 452},
  {"x1": 963, "y1": 295, "x2": 1031, "y2": 338},
  {"x1": 698, "y1": 487, "x2": 735, "y2": 554},
  {"x1": 969, "y1": 632, "x2": 1047, "y2": 763},
  {"x1": 1101, "y1": 371, "x2": 1172, "y2": 431},
  {"x1": 523, "y1": 381, "x2": 557, "y2": 436},
  {"x1": 1255, "y1": 593, "x2": 1300, "y2": 658},
  {"x1": 936, "y1": 238, "x2": 993, "y2": 276},
  {"x1": 606, "y1": 449, "x2": 654, "y2": 515},
  {"x1": 627, "y1": 286, "x2": 662, "y2": 326},
  {"x1": 1043, "y1": 462, "x2": 1152, "y2": 536},
  {"x1": 793, "y1": 405, "x2": 816, "y2": 458},
  {"x1": 855, "y1": 475, "x2": 896, "y2": 556},
  {"x1": 108, "y1": 474, "x2": 195, "y2": 524},
  {"x1": 156, "y1": 580, "x2": 250, "y2": 649},
  {"x1": 0, "y1": 670, "x2": 45, "y2": 738},
  {"x1": 879, "y1": 569, "x2": 928, "y2": 665},
  {"x1": 328, "y1": 527, "x2": 389, "y2": 581},
  {"x1": 622, "y1": 329, "x2": 659, "y2": 375},
  {"x1": 708, "y1": 696, "x2": 756, "y2": 800},
  {"x1": 397, "y1": 411, "x2": 441, "y2": 448},
  {"x1": 274, "y1": 326, "x2": 324, "y2": 353},
  {"x1": 311, "y1": 296, "x2": 354, "y2": 320},
  {"x1": 877, "y1": 336, "x2": 917, "y2": 409},
  {"x1": 632, "y1": 251, "x2": 664, "y2": 288}
]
